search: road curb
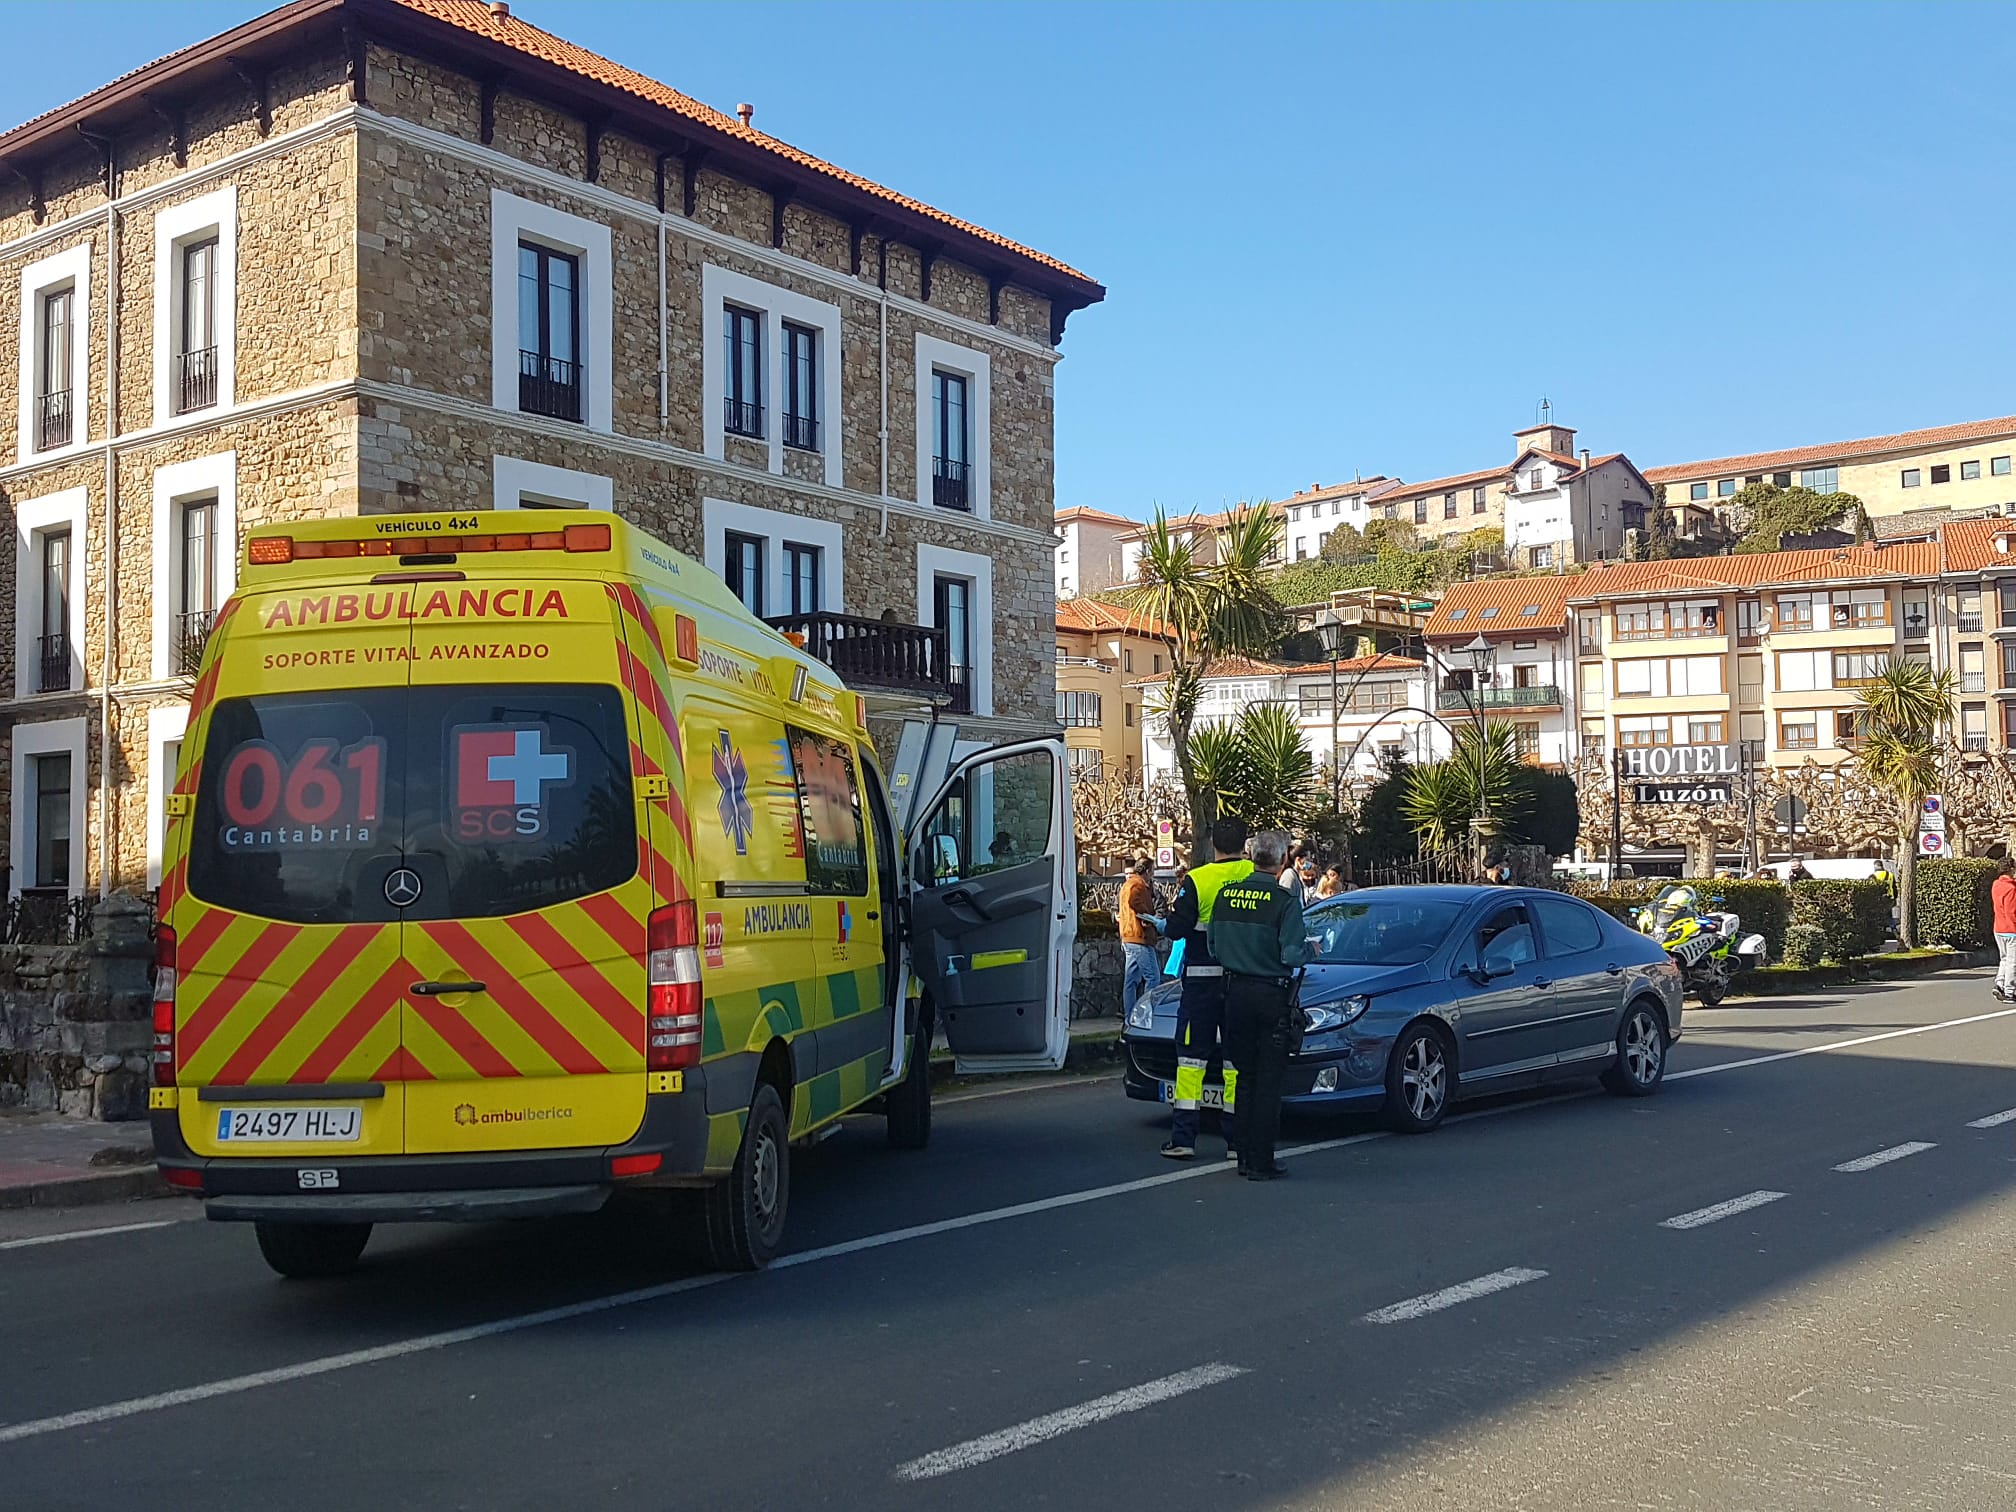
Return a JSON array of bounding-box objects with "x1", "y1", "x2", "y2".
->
[
  {"x1": 0, "y1": 1166, "x2": 173, "y2": 1211},
  {"x1": 1728, "y1": 948, "x2": 1992, "y2": 998}
]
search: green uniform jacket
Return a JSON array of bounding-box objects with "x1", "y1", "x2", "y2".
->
[{"x1": 1207, "y1": 872, "x2": 1313, "y2": 979}]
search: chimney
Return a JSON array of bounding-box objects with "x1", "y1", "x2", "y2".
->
[
  {"x1": 1581, "y1": 448, "x2": 1591, "y2": 472},
  {"x1": 488, "y1": 0, "x2": 509, "y2": 15},
  {"x1": 737, "y1": 102, "x2": 755, "y2": 128}
]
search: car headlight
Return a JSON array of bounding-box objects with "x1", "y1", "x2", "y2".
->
[
  {"x1": 1303, "y1": 994, "x2": 1370, "y2": 1034},
  {"x1": 1127, "y1": 999, "x2": 1157, "y2": 1031}
]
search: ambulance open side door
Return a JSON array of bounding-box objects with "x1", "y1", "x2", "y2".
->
[{"x1": 903, "y1": 738, "x2": 1076, "y2": 1074}]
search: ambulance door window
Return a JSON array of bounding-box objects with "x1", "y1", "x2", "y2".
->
[{"x1": 787, "y1": 726, "x2": 888, "y2": 1083}]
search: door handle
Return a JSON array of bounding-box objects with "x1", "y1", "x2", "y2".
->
[
  {"x1": 1605, "y1": 964, "x2": 1623, "y2": 976},
  {"x1": 1531, "y1": 977, "x2": 1553, "y2": 989},
  {"x1": 866, "y1": 911, "x2": 880, "y2": 922},
  {"x1": 412, "y1": 980, "x2": 486, "y2": 997}
]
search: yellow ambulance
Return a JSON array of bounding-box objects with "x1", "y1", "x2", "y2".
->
[{"x1": 148, "y1": 511, "x2": 1075, "y2": 1276}]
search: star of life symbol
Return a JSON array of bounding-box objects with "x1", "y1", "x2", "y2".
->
[{"x1": 713, "y1": 730, "x2": 755, "y2": 856}]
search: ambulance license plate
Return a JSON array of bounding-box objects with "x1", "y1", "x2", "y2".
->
[
  {"x1": 214, "y1": 1107, "x2": 362, "y2": 1143},
  {"x1": 1156, "y1": 1082, "x2": 1226, "y2": 1111}
]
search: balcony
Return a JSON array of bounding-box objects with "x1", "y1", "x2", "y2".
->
[
  {"x1": 724, "y1": 397, "x2": 763, "y2": 439},
  {"x1": 519, "y1": 351, "x2": 582, "y2": 423},
  {"x1": 1055, "y1": 654, "x2": 1114, "y2": 672},
  {"x1": 932, "y1": 456, "x2": 971, "y2": 512},
  {"x1": 1437, "y1": 685, "x2": 1562, "y2": 712},
  {"x1": 175, "y1": 346, "x2": 218, "y2": 413},
  {"x1": 34, "y1": 389, "x2": 71, "y2": 451},
  {"x1": 175, "y1": 609, "x2": 215, "y2": 676},
  {"x1": 766, "y1": 610, "x2": 970, "y2": 713},
  {"x1": 1613, "y1": 622, "x2": 1722, "y2": 642},
  {"x1": 782, "y1": 413, "x2": 819, "y2": 452},
  {"x1": 36, "y1": 632, "x2": 69, "y2": 693}
]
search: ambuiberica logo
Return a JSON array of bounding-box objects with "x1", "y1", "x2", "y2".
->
[{"x1": 453, "y1": 1101, "x2": 574, "y2": 1128}]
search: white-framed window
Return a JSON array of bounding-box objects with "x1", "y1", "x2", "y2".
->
[
  {"x1": 491, "y1": 455, "x2": 613, "y2": 511},
  {"x1": 10, "y1": 717, "x2": 87, "y2": 898},
  {"x1": 151, "y1": 452, "x2": 237, "y2": 681},
  {"x1": 701, "y1": 266, "x2": 843, "y2": 487},
  {"x1": 146, "y1": 704, "x2": 190, "y2": 890},
  {"x1": 152, "y1": 186, "x2": 236, "y2": 423},
  {"x1": 918, "y1": 543, "x2": 995, "y2": 715},
  {"x1": 701, "y1": 498, "x2": 844, "y2": 623},
  {"x1": 13, "y1": 487, "x2": 88, "y2": 699},
  {"x1": 916, "y1": 333, "x2": 992, "y2": 520},
  {"x1": 1775, "y1": 649, "x2": 1831, "y2": 692},
  {"x1": 490, "y1": 190, "x2": 613, "y2": 432},
  {"x1": 17, "y1": 243, "x2": 90, "y2": 460}
]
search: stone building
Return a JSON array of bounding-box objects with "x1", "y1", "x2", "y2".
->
[{"x1": 0, "y1": 0, "x2": 1102, "y2": 902}]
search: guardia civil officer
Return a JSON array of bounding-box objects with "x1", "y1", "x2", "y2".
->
[
  {"x1": 1207, "y1": 828, "x2": 1312, "y2": 1180},
  {"x1": 1157, "y1": 815, "x2": 1254, "y2": 1160}
]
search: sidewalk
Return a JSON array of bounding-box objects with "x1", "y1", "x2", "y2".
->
[{"x1": 0, "y1": 1111, "x2": 169, "y2": 1210}]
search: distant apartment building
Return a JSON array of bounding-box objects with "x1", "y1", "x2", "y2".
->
[
  {"x1": 1054, "y1": 600, "x2": 1168, "y2": 781},
  {"x1": 1116, "y1": 503, "x2": 1284, "y2": 583},
  {"x1": 0, "y1": 0, "x2": 1102, "y2": 901},
  {"x1": 1277, "y1": 477, "x2": 1401, "y2": 561},
  {"x1": 1421, "y1": 577, "x2": 1578, "y2": 767},
  {"x1": 1372, "y1": 420, "x2": 1657, "y2": 569},
  {"x1": 1055, "y1": 505, "x2": 1135, "y2": 598},
  {"x1": 1646, "y1": 413, "x2": 2016, "y2": 525}
]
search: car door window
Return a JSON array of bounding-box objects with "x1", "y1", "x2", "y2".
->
[
  {"x1": 1476, "y1": 905, "x2": 1536, "y2": 976},
  {"x1": 1532, "y1": 897, "x2": 1605, "y2": 957}
]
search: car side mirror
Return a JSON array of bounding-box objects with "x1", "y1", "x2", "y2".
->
[{"x1": 928, "y1": 833, "x2": 960, "y2": 885}]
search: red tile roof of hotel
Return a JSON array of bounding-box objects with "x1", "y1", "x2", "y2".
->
[
  {"x1": 1645, "y1": 414, "x2": 2016, "y2": 485},
  {"x1": 1563, "y1": 542, "x2": 1942, "y2": 600}
]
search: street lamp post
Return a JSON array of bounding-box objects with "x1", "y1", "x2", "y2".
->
[
  {"x1": 1462, "y1": 632, "x2": 1496, "y2": 872},
  {"x1": 1316, "y1": 608, "x2": 1347, "y2": 811}
]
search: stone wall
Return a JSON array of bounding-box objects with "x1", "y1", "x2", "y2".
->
[
  {"x1": 1072, "y1": 933, "x2": 1126, "y2": 1021},
  {"x1": 0, "y1": 892, "x2": 154, "y2": 1120}
]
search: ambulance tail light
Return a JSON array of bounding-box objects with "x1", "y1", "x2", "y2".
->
[
  {"x1": 646, "y1": 902, "x2": 703, "y2": 1071},
  {"x1": 151, "y1": 927, "x2": 177, "y2": 1087}
]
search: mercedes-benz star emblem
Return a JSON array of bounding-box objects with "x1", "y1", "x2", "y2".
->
[{"x1": 384, "y1": 868, "x2": 423, "y2": 908}]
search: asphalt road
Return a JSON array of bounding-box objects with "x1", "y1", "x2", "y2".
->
[{"x1": 6, "y1": 969, "x2": 2016, "y2": 1511}]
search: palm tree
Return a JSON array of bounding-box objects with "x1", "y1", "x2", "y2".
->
[
  {"x1": 1232, "y1": 703, "x2": 1322, "y2": 831},
  {"x1": 1855, "y1": 660, "x2": 1955, "y2": 947},
  {"x1": 1399, "y1": 721, "x2": 1533, "y2": 857},
  {"x1": 1119, "y1": 503, "x2": 1285, "y2": 846}
]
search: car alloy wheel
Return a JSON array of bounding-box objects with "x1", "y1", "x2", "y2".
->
[
  {"x1": 1402, "y1": 1035, "x2": 1447, "y2": 1122},
  {"x1": 1622, "y1": 1007, "x2": 1663, "y2": 1086}
]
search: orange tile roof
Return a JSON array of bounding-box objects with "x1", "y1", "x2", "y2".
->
[
  {"x1": 1645, "y1": 413, "x2": 2016, "y2": 485},
  {"x1": 1562, "y1": 542, "x2": 1941, "y2": 601},
  {"x1": 1131, "y1": 653, "x2": 1423, "y2": 686},
  {"x1": 1055, "y1": 507, "x2": 1137, "y2": 528},
  {"x1": 1280, "y1": 477, "x2": 1400, "y2": 506},
  {"x1": 1055, "y1": 599, "x2": 1172, "y2": 638},
  {"x1": 1384, "y1": 464, "x2": 1512, "y2": 503},
  {"x1": 1938, "y1": 518, "x2": 2016, "y2": 573},
  {"x1": 1424, "y1": 577, "x2": 1576, "y2": 639},
  {"x1": 0, "y1": 0, "x2": 1101, "y2": 301}
]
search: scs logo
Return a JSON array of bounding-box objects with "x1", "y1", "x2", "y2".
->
[{"x1": 452, "y1": 726, "x2": 572, "y2": 841}]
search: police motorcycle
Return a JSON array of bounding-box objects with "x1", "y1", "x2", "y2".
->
[{"x1": 1634, "y1": 883, "x2": 1766, "y2": 1006}]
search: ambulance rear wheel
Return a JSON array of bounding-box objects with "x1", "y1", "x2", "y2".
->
[
  {"x1": 885, "y1": 1011, "x2": 933, "y2": 1150},
  {"x1": 254, "y1": 1220, "x2": 371, "y2": 1279},
  {"x1": 704, "y1": 1083, "x2": 789, "y2": 1270}
]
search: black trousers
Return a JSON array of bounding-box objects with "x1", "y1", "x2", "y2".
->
[{"x1": 1224, "y1": 975, "x2": 1293, "y2": 1172}]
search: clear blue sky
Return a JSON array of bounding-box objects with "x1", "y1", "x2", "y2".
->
[{"x1": 9, "y1": 1, "x2": 2013, "y2": 519}]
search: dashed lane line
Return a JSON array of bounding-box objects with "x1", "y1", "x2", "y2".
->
[
  {"x1": 1834, "y1": 1141, "x2": 1938, "y2": 1173},
  {"x1": 1966, "y1": 1108, "x2": 2016, "y2": 1129},
  {"x1": 892, "y1": 1364, "x2": 1249, "y2": 1481},
  {"x1": 1667, "y1": 1005, "x2": 2016, "y2": 1083},
  {"x1": 1362, "y1": 1267, "x2": 1549, "y2": 1325},
  {"x1": 1660, "y1": 1190, "x2": 1789, "y2": 1230},
  {"x1": 0, "y1": 1220, "x2": 177, "y2": 1252}
]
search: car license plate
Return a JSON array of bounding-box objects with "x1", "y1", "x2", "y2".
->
[
  {"x1": 1156, "y1": 1082, "x2": 1226, "y2": 1110},
  {"x1": 214, "y1": 1106, "x2": 362, "y2": 1143}
]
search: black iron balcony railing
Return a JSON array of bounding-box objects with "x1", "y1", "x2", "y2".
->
[
  {"x1": 724, "y1": 397, "x2": 763, "y2": 439},
  {"x1": 782, "y1": 413, "x2": 819, "y2": 451},
  {"x1": 176, "y1": 346, "x2": 218, "y2": 413},
  {"x1": 37, "y1": 632, "x2": 69, "y2": 693},
  {"x1": 764, "y1": 610, "x2": 969, "y2": 711},
  {"x1": 932, "y1": 456, "x2": 971, "y2": 511},
  {"x1": 175, "y1": 609, "x2": 216, "y2": 676},
  {"x1": 519, "y1": 350, "x2": 582, "y2": 423},
  {"x1": 1436, "y1": 684, "x2": 1562, "y2": 711},
  {"x1": 35, "y1": 389, "x2": 72, "y2": 451}
]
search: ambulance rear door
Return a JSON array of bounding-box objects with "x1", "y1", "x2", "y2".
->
[{"x1": 903, "y1": 739, "x2": 1075, "y2": 1073}]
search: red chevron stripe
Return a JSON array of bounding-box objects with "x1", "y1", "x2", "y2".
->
[
  {"x1": 289, "y1": 961, "x2": 405, "y2": 1083},
  {"x1": 421, "y1": 921, "x2": 604, "y2": 1075},
  {"x1": 178, "y1": 923, "x2": 303, "y2": 1063},
  {"x1": 576, "y1": 889, "x2": 645, "y2": 958},
  {"x1": 407, "y1": 992, "x2": 521, "y2": 1079},
  {"x1": 368, "y1": 1046, "x2": 431, "y2": 1083},
  {"x1": 504, "y1": 911, "x2": 641, "y2": 1048},
  {"x1": 209, "y1": 926, "x2": 380, "y2": 1086}
]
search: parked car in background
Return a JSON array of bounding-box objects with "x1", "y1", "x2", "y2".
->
[{"x1": 1123, "y1": 885, "x2": 1683, "y2": 1132}]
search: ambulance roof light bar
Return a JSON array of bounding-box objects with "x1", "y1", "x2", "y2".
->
[{"x1": 248, "y1": 523, "x2": 611, "y2": 566}]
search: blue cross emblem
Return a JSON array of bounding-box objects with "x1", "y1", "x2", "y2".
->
[{"x1": 712, "y1": 730, "x2": 755, "y2": 856}]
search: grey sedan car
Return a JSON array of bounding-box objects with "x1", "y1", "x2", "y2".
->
[{"x1": 1122, "y1": 885, "x2": 1684, "y2": 1132}]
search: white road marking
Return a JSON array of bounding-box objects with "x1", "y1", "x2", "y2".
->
[
  {"x1": 937, "y1": 1073, "x2": 1121, "y2": 1105},
  {"x1": 892, "y1": 1363, "x2": 1248, "y2": 1481},
  {"x1": 0, "y1": 1219, "x2": 177, "y2": 1252},
  {"x1": 1668, "y1": 1005, "x2": 2016, "y2": 1082},
  {"x1": 1967, "y1": 1108, "x2": 2016, "y2": 1129},
  {"x1": 1834, "y1": 1141, "x2": 1937, "y2": 1173},
  {"x1": 1362, "y1": 1267, "x2": 1548, "y2": 1325},
  {"x1": 1660, "y1": 1190, "x2": 1789, "y2": 1230}
]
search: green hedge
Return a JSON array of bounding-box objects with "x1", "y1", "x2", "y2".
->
[
  {"x1": 1788, "y1": 879, "x2": 1892, "y2": 963},
  {"x1": 1568, "y1": 878, "x2": 1790, "y2": 962},
  {"x1": 1915, "y1": 858, "x2": 1999, "y2": 949}
]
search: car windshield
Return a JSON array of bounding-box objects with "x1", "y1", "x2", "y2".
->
[{"x1": 1306, "y1": 896, "x2": 1464, "y2": 965}]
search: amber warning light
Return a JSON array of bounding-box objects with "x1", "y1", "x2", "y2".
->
[{"x1": 249, "y1": 524, "x2": 611, "y2": 565}]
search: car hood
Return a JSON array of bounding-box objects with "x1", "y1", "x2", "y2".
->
[{"x1": 1298, "y1": 961, "x2": 1434, "y2": 1004}]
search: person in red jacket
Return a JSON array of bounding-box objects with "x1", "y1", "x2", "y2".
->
[{"x1": 1994, "y1": 858, "x2": 2016, "y2": 1002}]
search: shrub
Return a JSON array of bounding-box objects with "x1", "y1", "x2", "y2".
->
[
  {"x1": 1789, "y1": 879, "x2": 1891, "y2": 963},
  {"x1": 1698, "y1": 880, "x2": 1792, "y2": 963},
  {"x1": 1783, "y1": 923, "x2": 1828, "y2": 969},
  {"x1": 1078, "y1": 909, "x2": 1119, "y2": 939},
  {"x1": 1915, "y1": 857, "x2": 1999, "y2": 949},
  {"x1": 1580, "y1": 890, "x2": 1651, "y2": 923}
]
